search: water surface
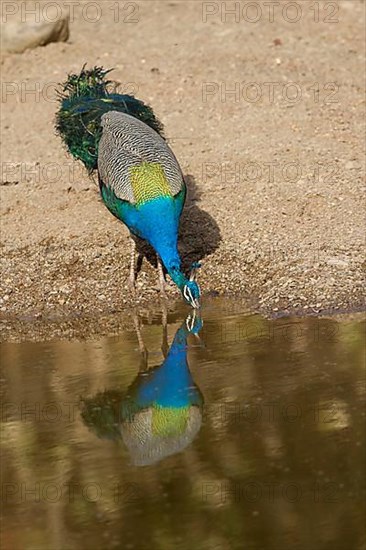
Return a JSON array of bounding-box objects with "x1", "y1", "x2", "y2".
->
[{"x1": 1, "y1": 302, "x2": 365, "y2": 550}]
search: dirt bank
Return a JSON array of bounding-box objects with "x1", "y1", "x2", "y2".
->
[{"x1": 1, "y1": 1, "x2": 365, "y2": 341}]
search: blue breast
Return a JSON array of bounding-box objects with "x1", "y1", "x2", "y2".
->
[{"x1": 100, "y1": 183, "x2": 186, "y2": 269}]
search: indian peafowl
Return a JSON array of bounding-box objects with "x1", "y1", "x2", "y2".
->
[
  {"x1": 55, "y1": 66, "x2": 200, "y2": 308},
  {"x1": 81, "y1": 312, "x2": 204, "y2": 465}
]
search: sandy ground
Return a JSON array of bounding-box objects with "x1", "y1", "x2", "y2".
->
[{"x1": 1, "y1": 0, "x2": 365, "y2": 341}]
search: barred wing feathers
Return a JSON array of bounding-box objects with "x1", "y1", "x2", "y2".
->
[{"x1": 98, "y1": 111, "x2": 184, "y2": 204}]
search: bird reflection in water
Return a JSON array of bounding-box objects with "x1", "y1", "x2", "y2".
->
[{"x1": 81, "y1": 311, "x2": 204, "y2": 466}]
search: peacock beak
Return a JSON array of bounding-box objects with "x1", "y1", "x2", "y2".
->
[{"x1": 192, "y1": 298, "x2": 200, "y2": 309}]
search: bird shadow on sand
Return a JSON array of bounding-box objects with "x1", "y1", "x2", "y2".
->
[{"x1": 133, "y1": 174, "x2": 221, "y2": 276}]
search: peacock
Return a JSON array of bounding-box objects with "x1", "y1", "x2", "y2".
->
[
  {"x1": 55, "y1": 66, "x2": 200, "y2": 308},
  {"x1": 81, "y1": 312, "x2": 204, "y2": 465}
]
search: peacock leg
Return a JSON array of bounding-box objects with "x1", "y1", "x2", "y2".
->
[
  {"x1": 157, "y1": 255, "x2": 167, "y2": 299},
  {"x1": 161, "y1": 300, "x2": 169, "y2": 358},
  {"x1": 129, "y1": 238, "x2": 136, "y2": 292},
  {"x1": 132, "y1": 311, "x2": 148, "y2": 370}
]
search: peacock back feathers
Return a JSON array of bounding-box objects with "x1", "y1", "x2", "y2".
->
[
  {"x1": 120, "y1": 405, "x2": 202, "y2": 466},
  {"x1": 98, "y1": 111, "x2": 184, "y2": 204}
]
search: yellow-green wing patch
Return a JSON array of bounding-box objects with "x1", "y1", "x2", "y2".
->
[{"x1": 129, "y1": 161, "x2": 173, "y2": 205}]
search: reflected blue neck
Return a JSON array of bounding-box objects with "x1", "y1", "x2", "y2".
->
[{"x1": 135, "y1": 325, "x2": 200, "y2": 408}]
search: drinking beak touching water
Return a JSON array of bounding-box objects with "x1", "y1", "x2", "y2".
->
[{"x1": 182, "y1": 263, "x2": 201, "y2": 309}]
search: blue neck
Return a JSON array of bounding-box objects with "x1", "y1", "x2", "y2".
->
[
  {"x1": 116, "y1": 195, "x2": 189, "y2": 292},
  {"x1": 136, "y1": 199, "x2": 188, "y2": 290},
  {"x1": 135, "y1": 325, "x2": 201, "y2": 408},
  {"x1": 156, "y1": 244, "x2": 188, "y2": 291}
]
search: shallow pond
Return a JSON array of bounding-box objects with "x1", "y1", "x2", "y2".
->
[{"x1": 1, "y1": 301, "x2": 365, "y2": 550}]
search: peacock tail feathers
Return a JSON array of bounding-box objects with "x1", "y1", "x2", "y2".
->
[
  {"x1": 55, "y1": 66, "x2": 164, "y2": 172},
  {"x1": 58, "y1": 65, "x2": 113, "y2": 98},
  {"x1": 80, "y1": 390, "x2": 122, "y2": 440}
]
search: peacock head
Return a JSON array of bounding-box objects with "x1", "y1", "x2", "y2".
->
[
  {"x1": 182, "y1": 280, "x2": 201, "y2": 309},
  {"x1": 182, "y1": 262, "x2": 201, "y2": 309}
]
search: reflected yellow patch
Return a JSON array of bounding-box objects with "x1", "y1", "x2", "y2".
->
[{"x1": 152, "y1": 405, "x2": 190, "y2": 436}]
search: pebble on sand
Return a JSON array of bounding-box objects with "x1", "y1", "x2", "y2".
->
[{"x1": 1, "y1": 14, "x2": 69, "y2": 54}]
